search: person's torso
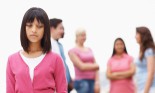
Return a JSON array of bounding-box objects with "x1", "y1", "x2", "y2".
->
[
  {"x1": 8, "y1": 51, "x2": 59, "y2": 93},
  {"x1": 70, "y1": 47, "x2": 96, "y2": 80},
  {"x1": 51, "y1": 38, "x2": 61, "y2": 55},
  {"x1": 108, "y1": 54, "x2": 135, "y2": 93},
  {"x1": 19, "y1": 51, "x2": 46, "y2": 80},
  {"x1": 108, "y1": 54, "x2": 134, "y2": 83},
  {"x1": 135, "y1": 48, "x2": 155, "y2": 90}
]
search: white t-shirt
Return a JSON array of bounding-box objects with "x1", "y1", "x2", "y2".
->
[
  {"x1": 20, "y1": 51, "x2": 46, "y2": 81},
  {"x1": 51, "y1": 38, "x2": 61, "y2": 55}
]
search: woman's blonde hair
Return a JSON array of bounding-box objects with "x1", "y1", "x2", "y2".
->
[
  {"x1": 75, "y1": 27, "x2": 86, "y2": 43},
  {"x1": 75, "y1": 27, "x2": 86, "y2": 37}
]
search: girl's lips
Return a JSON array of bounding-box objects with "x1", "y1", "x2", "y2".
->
[{"x1": 30, "y1": 35, "x2": 38, "y2": 37}]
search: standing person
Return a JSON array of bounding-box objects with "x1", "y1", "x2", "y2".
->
[
  {"x1": 6, "y1": 7, "x2": 67, "y2": 93},
  {"x1": 106, "y1": 38, "x2": 136, "y2": 93},
  {"x1": 68, "y1": 28, "x2": 100, "y2": 93},
  {"x1": 50, "y1": 18, "x2": 73, "y2": 93},
  {"x1": 135, "y1": 26, "x2": 155, "y2": 93}
]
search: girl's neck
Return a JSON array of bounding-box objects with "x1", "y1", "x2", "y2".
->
[
  {"x1": 28, "y1": 42, "x2": 42, "y2": 53},
  {"x1": 76, "y1": 43, "x2": 90, "y2": 52},
  {"x1": 51, "y1": 33, "x2": 58, "y2": 40},
  {"x1": 115, "y1": 52, "x2": 124, "y2": 58},
  {"x1": 76, "y1": 42, "x2": 84, "y2": 48},
  {"x1": 22, "y1": 42, "x2": 43, "y2": 58}
]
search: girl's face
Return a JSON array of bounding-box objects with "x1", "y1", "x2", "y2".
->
[
  {"x1": 26, "y1": 18, "x2": 44, "y2": 44},
  {"x1": 77, "y1": 32, "x2": 86, "y2": 44},
  {"x1": 135, "y1": 32, "x2": 141, "y2": 44},
  {"x1": 114, "y1": 40, "x2": 125, "y2": 54}
]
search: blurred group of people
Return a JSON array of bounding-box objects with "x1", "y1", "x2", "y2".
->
[
  {"x1": 6, "y1": 7, "x2": 155, "y2": 93},
  {"x1": 106, "y1": 27, "x2": 155, "y2": 93}
]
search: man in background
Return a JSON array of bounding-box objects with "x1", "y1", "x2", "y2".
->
[{"x1": 50, "y1": 18, "x2": 73, "y2": 93}]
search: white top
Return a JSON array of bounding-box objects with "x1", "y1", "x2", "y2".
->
[
  {"x1": 20, "y1": 51, "x2": 46, "y2": 81},
  {"x1": 51, "y1": 38, "x2": 61, "y2": 55}
]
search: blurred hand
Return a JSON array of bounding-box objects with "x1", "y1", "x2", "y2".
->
[
  {"x1": 112, "y1": 72, "x2": 119, "y2": 76},
  {"x1": 68, "y1": 80, "x2": 74, "y2": 92},
  {"x1": 94, "y1": 63, "x2": 99, "y2": 70},
  {"x1": 94, "y1": 81, "x2": 100, "y2": 93}
]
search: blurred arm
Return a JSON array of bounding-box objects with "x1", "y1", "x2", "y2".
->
[{"x1": 68, "y1": 51, "x2": 99, "y2": 71}]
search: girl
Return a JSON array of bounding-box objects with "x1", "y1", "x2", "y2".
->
[
  {"x1": 6, "y1": 7, "x2": 67, "y2": 93},
  {"x1": 106, "y1": 38, "x2": 135, "y2": 93},
  {"x1": 135, "y1": 26, "x2": 155, "y2": 93}
]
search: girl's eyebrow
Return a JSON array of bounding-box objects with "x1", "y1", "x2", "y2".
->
[
  {"x1": 26, "y1": 21, "x2": 32, "y2": 24},
  {"x1": 38, "y1": 22, "x2": 44, "y2": 26},
  {"x1": 26, "y1": 23, "x2": 31, "y2": 25},
  {"x1": 26, "y1": 21, "x2": 43, "y2": 25}
]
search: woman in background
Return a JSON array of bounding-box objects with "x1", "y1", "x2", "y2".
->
[
  {"x1": 106, "y1": 38, "x2": 136, "y2": 93},
  {"x1": 135, "y1": 26, "x2": 155, "y2": 93},
  {"x1": 68, "y1": 28, "x2": 100, "y2": 93}
]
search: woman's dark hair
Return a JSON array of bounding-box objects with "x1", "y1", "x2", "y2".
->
[
  {"x1": 20, "y1": 7, "x2": 51, "y2": 53},
  {"x1": 112, "y1": 38, "x2": 128, "y2": 57},
  {"x1": 136, "y1": 26, "x2": 155, "y2": 60}
]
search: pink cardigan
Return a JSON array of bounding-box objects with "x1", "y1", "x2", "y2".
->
[{"x1": 6, "y1": 51, "x2": 67, "y2": 93}]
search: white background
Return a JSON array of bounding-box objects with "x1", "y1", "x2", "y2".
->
[{"x1": 0, "y1": 0, "x2": 155, "y2": 93}]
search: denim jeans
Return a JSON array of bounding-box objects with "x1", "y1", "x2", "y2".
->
[{"x1": 74, "y1": 79, "x2": 95, "y2": 93}]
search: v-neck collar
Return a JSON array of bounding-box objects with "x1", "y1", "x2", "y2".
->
[
  {"x1": 18, "y1": 51, "x2": 50, "y2": 85},
  {"x1": 18, "y1": 51, "x2": 48, "y2": 69}
]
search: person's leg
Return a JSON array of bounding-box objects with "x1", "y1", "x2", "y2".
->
[
  {"x1": 68, "y1": 87, "x2": 72, "y2": 93},
  {"x1": 68, "y1": 81, "x2": 73, "y2": 93},
  {"x1": 87, "y1": 80, "x2": 95, "y2": 93},
  {"x1": 74, "y1": 80, "x2": 89, "y2": 93}
]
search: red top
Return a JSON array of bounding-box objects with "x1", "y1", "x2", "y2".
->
[
  {"x1": 107, "y1": 53, "x2": 135, "y2": 93},
  {"x1": 69, "y1": 47, "x2": 96, "y2": 80},
  {"x1": 6, "y1": 51, "x2": 67, "y2": 93}
]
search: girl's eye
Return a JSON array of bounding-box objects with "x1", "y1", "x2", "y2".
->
[{"x1": 26, "y1": 24, "x2": 32, "y2": 27}]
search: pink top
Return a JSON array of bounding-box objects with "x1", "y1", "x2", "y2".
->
[
  {"x1": 6, "y1": 51, "x2": 67, "y2": 93},
  {"x1": 69, "y1": 47, "x2": 96, "y2": 80},
  {"x1": 107, "y1": 53, "x2": 135, "y2": 93}
]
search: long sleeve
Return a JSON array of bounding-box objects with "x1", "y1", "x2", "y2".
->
[
  {"x1": 6, "y1": 58, "x2": 15, "y2": 93},
  {"x1": 54, "y1": 56, "x2": 67, "y2": 93}
]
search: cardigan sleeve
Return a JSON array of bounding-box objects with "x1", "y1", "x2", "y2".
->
[
  {"x1": 6, "y1": 57, "x2": 15, "y2": 93},
  {"x1": 54, "y1": 55, "x2": 67, "y2": 93}
]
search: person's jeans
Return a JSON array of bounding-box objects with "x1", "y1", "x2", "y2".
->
[{"x1": 74, "y1": 79, "x2": 95, "y2": 93}]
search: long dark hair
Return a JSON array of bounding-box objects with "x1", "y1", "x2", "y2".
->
[
  {"x1": 20, "y1": 7, "x2": 51, "y2": 53},
  {"x1": 112, "y1": 38, "x2": 128, "y2": 57},
  {"x1": 136, "y1": 26, "x2": 155, "y2": 60}
]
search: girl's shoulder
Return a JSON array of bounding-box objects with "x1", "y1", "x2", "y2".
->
[
  {"x1": 47, "y1": 51, "x2": 61, "y2": 59},
  {"x1": 144, "y1": 48, "x2": 155, "y2": 57},
  {"x1": 68, "y1": 47, "x2": 79, "y2": 54},
  {"x1": 124, "y1": 53, "x2": 133, "y2": 59},
  {"x1": 8, "y1": 51, "x2": 20, "y2": 60}
]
